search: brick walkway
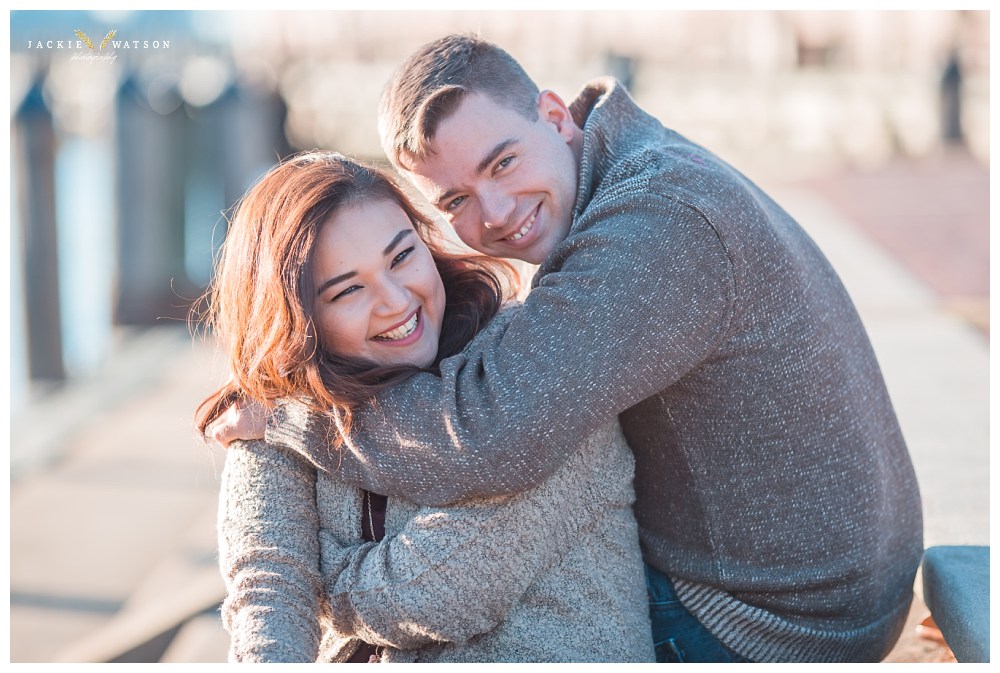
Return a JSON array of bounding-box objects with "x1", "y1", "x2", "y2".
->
[{"x1": 803, "y1": 148, "x2": 989, "y2": 335}]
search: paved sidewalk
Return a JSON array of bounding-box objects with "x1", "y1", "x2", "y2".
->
[
  {"x1": 9, "y1": 157, "x2": 988, "y2": 663},
  {"x1": 10, "y1": 328, "x2": 231, "y2": 663}
]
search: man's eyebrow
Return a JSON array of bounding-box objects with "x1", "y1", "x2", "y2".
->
[
  {"x1": 432, "y1": 138, "x2": 517, "y2": 208},
  {"x1": 475, "y1": 138, "x2": 516, "y2": 175}
]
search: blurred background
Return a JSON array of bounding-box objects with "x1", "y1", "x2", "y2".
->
[{"x1": 9, "y1": 9, "x2": 989, "y2": 663}]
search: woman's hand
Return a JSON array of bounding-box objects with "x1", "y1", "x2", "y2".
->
[{"x1": 208, "y1": 399, "x2": 269, "y2": 448}]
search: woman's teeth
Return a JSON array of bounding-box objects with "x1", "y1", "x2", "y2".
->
[
  {"x1": 374, "y1": 312, "x2": 419, "y2": 341},
  {"x1": 507, "y1": 212, "x2": 536, "y2": 241}
]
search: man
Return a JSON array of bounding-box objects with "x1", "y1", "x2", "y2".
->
[{"x1": 216, "y1": 34, "x2": 922, "y2": 662}]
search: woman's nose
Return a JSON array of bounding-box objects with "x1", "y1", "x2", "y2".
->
[{"x1": 376, "y1": 278, "x2": 411, "y2": 314}]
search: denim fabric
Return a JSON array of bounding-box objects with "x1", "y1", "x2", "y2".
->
[
  {"x1": 921, "y1": 546, "x2": 990, "y2": 663},
  {"x1": 645, "y1": 563, "x2": 750, "y2": 663}
]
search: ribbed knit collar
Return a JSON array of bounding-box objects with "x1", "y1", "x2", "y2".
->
[{"x1": 569, "y1": 77, "x2": 664, "y2": 223}]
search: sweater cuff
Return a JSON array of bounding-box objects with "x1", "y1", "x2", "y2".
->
[{"x1": 264, "y1": 399, "x2": 331, "y2": 467}]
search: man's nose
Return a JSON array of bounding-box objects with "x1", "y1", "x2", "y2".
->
[{"x1": 480, "y1": 189, "x2": 515, "y2": 230}]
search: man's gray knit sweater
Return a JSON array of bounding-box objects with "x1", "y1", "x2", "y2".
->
[{"x1": 269, "y1": 78, "x2": 923, "y2": 662}]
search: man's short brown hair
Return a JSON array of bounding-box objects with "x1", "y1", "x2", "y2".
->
[{"x1": 378, "y1": 34, "x2": 540, "y2": 169}]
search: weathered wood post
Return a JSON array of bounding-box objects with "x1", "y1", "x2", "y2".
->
[
  {"x1": 182, "y1": 75, "x2": 291, "y2": 289},
  {"x1": 940, "y1": 50, "x2": 964, "y2": 146},
  {"x1": 114, "y1": 71, "x2": 191, "y2": 324},
  {"x1": 12, "y1": 76, "x2": 65, "y2": 381}
]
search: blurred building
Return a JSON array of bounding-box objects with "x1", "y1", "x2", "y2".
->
[{"x1": 9, "y1": 9, "x2": 990, "y2": 417}]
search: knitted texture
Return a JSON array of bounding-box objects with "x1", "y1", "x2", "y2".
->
[
  {"x1": 267, "y1": 79, "x2": 923, "y2": 662},
  {"x1": 221, "y1": 309, "x2": 654, "y2": 662}
]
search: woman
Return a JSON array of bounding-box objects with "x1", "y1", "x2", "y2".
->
[{"x1": 196, "y1": 151, "x2": 654, "y2": 662}]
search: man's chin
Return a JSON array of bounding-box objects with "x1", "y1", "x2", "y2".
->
[
  {"x1": 486, "y1": 238, "x2": 552, "y2": 265},
  {"x1": 492, "y1": 248, "x2": 542, "y2": 264},
  {"x1": 516, "y1": 242, "x2": 555, "y2": 266}
]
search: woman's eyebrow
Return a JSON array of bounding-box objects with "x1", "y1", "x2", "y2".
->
[
  {"x1": 317, "y1": 271, "x2": 356, "y2": 297},
  {"x1": 383, "y1": 229, "x2": 414, "y2": 256}
]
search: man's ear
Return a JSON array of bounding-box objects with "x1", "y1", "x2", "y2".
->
[{"x1": 537, "y1": 90, "x2": 579, "y2": 143}]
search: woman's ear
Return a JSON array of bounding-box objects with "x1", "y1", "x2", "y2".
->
[{"x1": 537, "y1": 90, "x2": 581, "y2": 144}]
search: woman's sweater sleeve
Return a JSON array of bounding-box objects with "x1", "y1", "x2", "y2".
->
[
  {"x1": 317, "y1": 422, "x2": 633, "y2": 650},
  {"x1": 217, "y1": 439, "x2": 325, "y2": 662}
]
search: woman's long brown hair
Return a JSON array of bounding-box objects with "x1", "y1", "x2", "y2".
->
[{"x1": 193, "y1": 151, "x2": 517, "y2": 446}]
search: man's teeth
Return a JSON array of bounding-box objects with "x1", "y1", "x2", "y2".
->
[
  {"x1": 374, "y1": 312, "x2": 419, "y2": 341},
  {"x1": 507, "y1": 212, "x2": 536, "y2": 241}
]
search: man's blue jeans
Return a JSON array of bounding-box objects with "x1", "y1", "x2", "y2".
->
[{"x1": 645, "y1": 563, "x2": 750, "y2": 663}]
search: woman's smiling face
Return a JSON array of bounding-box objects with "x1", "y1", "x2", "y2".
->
[{"x1": 311, "y1": 198, "x2": 446, "y2": 368}]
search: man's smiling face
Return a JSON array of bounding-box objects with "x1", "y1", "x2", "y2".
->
[{"x1": 401, "y1": 91, "x2": 581, "y2": 265}]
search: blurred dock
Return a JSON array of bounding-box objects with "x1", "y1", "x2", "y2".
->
[{"x1": 9, "y1": 150, "x2": 988, "y2": 663}]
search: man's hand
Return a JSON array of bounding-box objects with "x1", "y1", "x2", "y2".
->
[{"x1": 207, "y1": 399, "x2": 269, "y2": 448}]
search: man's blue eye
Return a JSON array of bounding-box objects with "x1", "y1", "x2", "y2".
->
[{"x1": 447, "y1": 196, "x2": 465, "y2": 211}]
